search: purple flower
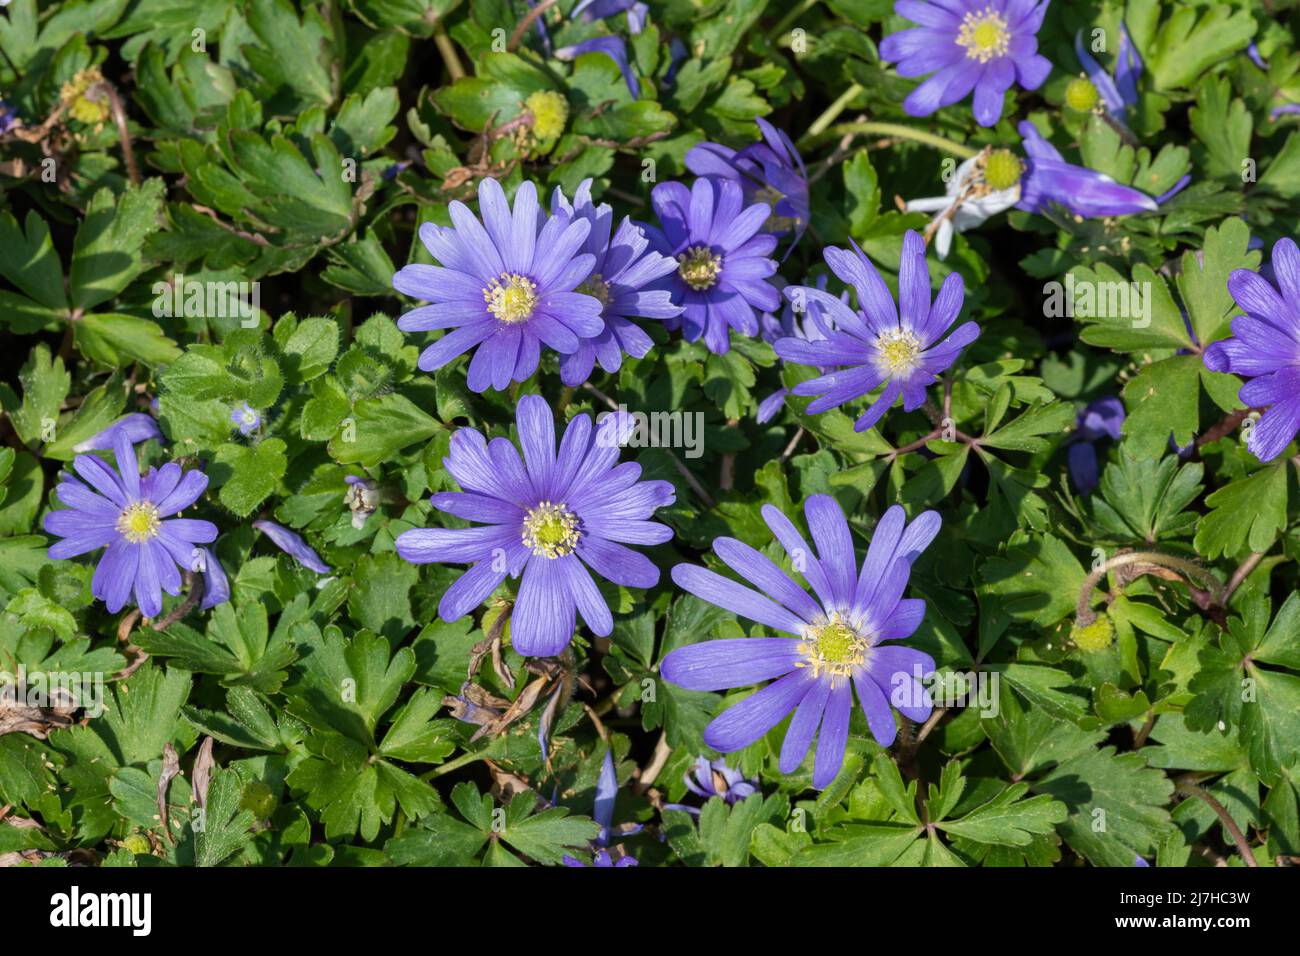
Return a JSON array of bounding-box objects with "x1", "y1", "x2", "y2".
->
[
  {"x1": 662, "y1": 497, "x2": 939, "y2": 789},
  {"x1": 550, "y1": 179, "x2": 682, "y2": 386},
  {"x1": 556, "y1": 37, "x2": 640, "y2": 98},
  {"x1": 0, "y1": 100, "x2": 19, "y2": 135},
  {"x1": 1073, "y1": 25, "x2": 1140, "y2": 125},
  {"x1": 1134, "y1": 854, "x2": 1151, "y2": 867},
  {"x1": 198, "y1": 545, "x2": 231, "y2": 611},
  {"x1": 1246, "y1": 42, "x2": 1268, "y2": 71},
  {"x1": 664, "y1": 756, "x2": 759, "y2": 815},
  {"x1": 43, "y1": 432, "x2": 218, "y2": 618},
  {"x1": 1017, "y1": 120, "x2": 1160, "y2": 218},
  {"x1": 562, "y1": 749, "x2": 641, "y2": 866},
  {"x1": 879, "y1": 0, "x2": 1052, "y2": 127},
  {"x1": 553, "y1": 0, "x2": 648, "y2": 97},
  {"x1": 393, "y1": 178, "x2": 604, "y2": 393},
  {"x1": 73, "y1": 413, "x2": 162, "y2": 453},
  {"x1": 775, "y1": 230, "x2": 977, "y2": 433},
  {"x1": 643, "y1": 177, "x2": 780, "y2": 354},
  {"x1": 1271, "y1": 103, "x2": 1300, "y2": 122},
  {"x1": 1067, "y1": 396, "x2": 1124, "y2": 495},
  {"x1": 1203, "y1": 237, "x2": 1300, "y2": 462},
  {"x1": 252, "y1": 520, "x2": 331, "y2": 574},
  {"x1": 395, "y1": 395, "x2": 675, "y2": 657},
  {"x1": 231, "y1": 402, "x2": 260, "y2": 436},
  {"x1": 685, "y1": 118, "x2": 810, "y2": 253},
  {"x1": 756, "y1": 276, "x2": 843, "y2": 424}
]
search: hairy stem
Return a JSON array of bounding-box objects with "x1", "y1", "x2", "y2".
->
[{"x1": 1075, "y1": 551, "x2": 1225, "y2": 626}]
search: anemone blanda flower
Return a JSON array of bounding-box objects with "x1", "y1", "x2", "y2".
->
[
  {"x1": 905, "y1": 125, "x2": 1165, "y2": 259},
  {"x1": 198, "y1": 546, "x2": 231, "y2": 611},
  {"x1": 1071, "y1": 25, "x2": 1140, "y2": 126},
  {"x1": 393, "y1": 178, "x2": 604, "y2": 392},
  {"x1": 662, "y1": 496, "x2": 939, "y2": 789},
  {"x1": 562, "y1": 749, "x2": 641, "y2": 866},
  {"x1": 0, "y1": 99, "x2": 19, "y2": 135},
  {"x1": 756, "y1": 276, "x2": 843, "y2": 424},
  {"x1": 685, "y1": 117, "x2": 810, "y2": 254},
  {"x1": 395, "y1": 395, "x2": 675, "y2": 657},
  {"x1": 73, "y1": 412, "x2": 162, "y2": 453},
  {"x1": 775, "y1": 230, "x2": 977, "y2": 432},
  {"x1": 1066, "y1": 396, "x2": 1124, "y2": 495},
  {"x1": 1203, "y1": 237, "x2": 1300, "y2": 462},
  {"x1": 252, "y1": 520, "x2": 331, "y2": 573},
  {"x1": 664, "y1": 757, "x2": 759, "y2": 816},
  {"x1": 879, "y1": 0, "x2": 1052, "y2": 127},
  {"x1": 644, "y1": 177, "x2": 780, "y2": 354},
  {"x1": 42, "y1": 432, "x2": 217, "y2": 618},
  {"x1": 550, "y1": 179, "x2": 682, "y2": 386},
  {"x1": 545, "y1": 0, "x2": 647, "y2": 98}
]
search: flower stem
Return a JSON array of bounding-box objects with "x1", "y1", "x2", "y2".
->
[
  {"x1": 766, "y1": 0, "x2": 819, "y2": 44},
  {"x1": 802, "y1": 83, "x2": 864, "y2": 142},
  {"x1": 1075, "y1": 551, "x2": 1225, "y2": 625},
  {"x1": 802, "y1": 120, "x2": 979, "y2": 159},
  {"x1": 433, "y1": 24, "x2": 465, "y2": 81},
  {"x1": 1176, "y1": 780, "x2": 1258, "y2": 868}
]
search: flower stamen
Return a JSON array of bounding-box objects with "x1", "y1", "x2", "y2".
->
[
  {"x1": 874, "y1": 328, "x2": 924, "y2": 376},
  {"x1": 522, "y1": 501, "x2": 581, "y2": 558},
  {"x1": 484, "y1": 273, "x2": 539, "y2": 324},
  {"x1": 956, "y1": 8, "x2": 1010, "y2": 63},
  {"x1": 677, "y1": 245, "x2": 723, "y2": 291},
  {"x1": 116, "y1": 501, "x2": 162, "y2": 543},
  {"x1": 798, "y1": 613, "x2": 869, "y2": 685}
]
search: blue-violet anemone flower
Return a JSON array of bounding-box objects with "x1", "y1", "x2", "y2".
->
[
  {"x1": 550, "y1": 179, "x2": 682, "y2": 386},
  {"x1": 393, "y1": 178, "x2": 604, "y2": 392},
  {"x1": 43, "y1": 432, "x2": 218, "y2": 618},
  {"x1": 73, "y1": 412, "x2": 163, "y2": 453},
  {"x1": 1071, "y1": 25, "x2": 1140, "y2": 126},
  {"x1": 1066, "y1": 396, "x2": 1124, "y2": 495},
  {"x1": 644, "y1": 177, "x2": 780, "y2": 354},
  {"x1": 394, "y1": 395, "x2": 675, "y2": 657},
  {"x1": 756, "y1": 276, "x2": 842, "y2": 424},
  {"x1": 686, "y1": 117, "x2": 810, "y2": 254},
  {"x1": 776, "y1": 230, "x2": 978, "y2": 432},
  {"x1": 662, "y1": 496, "x2": 939, "y2": 788},
  {"x1": 561, "y1": 748, "x2": 641, "y2": 866},
  {"x1": 252, "y1": 520, "x2": 331, "y2": 574},
  {"x1": 664, "y1": 757, "x2": 759, "y2": 815},
  {"x1": 879, "y1": 0, "x2": 1052, "y2": 127},
  {"x1": 1203, "y1": 237, "x2": 1300, "y2": 462}
]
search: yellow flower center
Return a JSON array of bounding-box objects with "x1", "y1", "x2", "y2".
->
[
  {"x1": 525, "y1": 90, "x2": 569, "y2": 143},
  {"x1": 578, "y1": 273, "x2": 612, "y2": 308},
  {"x1": 522, "y1": 501, "x2": 580, "y2": 558},
  {"x1": 1065, "y1": 76, "x2": 1101, "y2": 113},
  {"x1": 677, "y1": 245, "x2": 723, "y2": 291},
  {"x1": 982, "y1": 148, "x2": 1023, "y2": 191},
  {"x1": 116, "y1": 501, "x2": 162, "y2": 544},
  {"x1": 1071, "y1": 614, "x2": 1115, "y2": 652},
  {"x1": 956, "y1": 8, "x2": 1010, "y2": 63},
  {"x1": 798, "y1": 614, "x2": 869, "y2": 685},
  {"x1": 875, "y1": 328, "x2": 924, "y2": 376},
  {"x1": 60, "y1": 68, "x2": 111, "y2": 126},
  {"x1": 484, "y1": 273, "x2": 539, "y2": 324}
]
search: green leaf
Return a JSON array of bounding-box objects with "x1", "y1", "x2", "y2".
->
[
  {"x1": 69, "y1": 179, "x2": 166, "y2": 311},
  {"x1": 1193, "y1": 462, "x2": 1289, "y2": 560}
]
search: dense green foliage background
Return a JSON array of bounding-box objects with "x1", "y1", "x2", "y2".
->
[{"x1": 2, "y1": 0, "x2": 1299, "y2": 867}]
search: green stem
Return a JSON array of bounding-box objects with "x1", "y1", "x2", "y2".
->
[
  {"x1": 1075, "y1": 551, "x2": 1225, "y2": 625},
  {"x1": 802, "y1": 120, "x2": 979, "y2": 158},
  {"x1": 419, "y1": 750, "x2": 484, "y2": 781},
  {"x1": 802, "y1": 83, "x2": 864, "y2": 142},
  {"x1": 766, "y1": 0, "x2": 818, "y2": 44}
]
